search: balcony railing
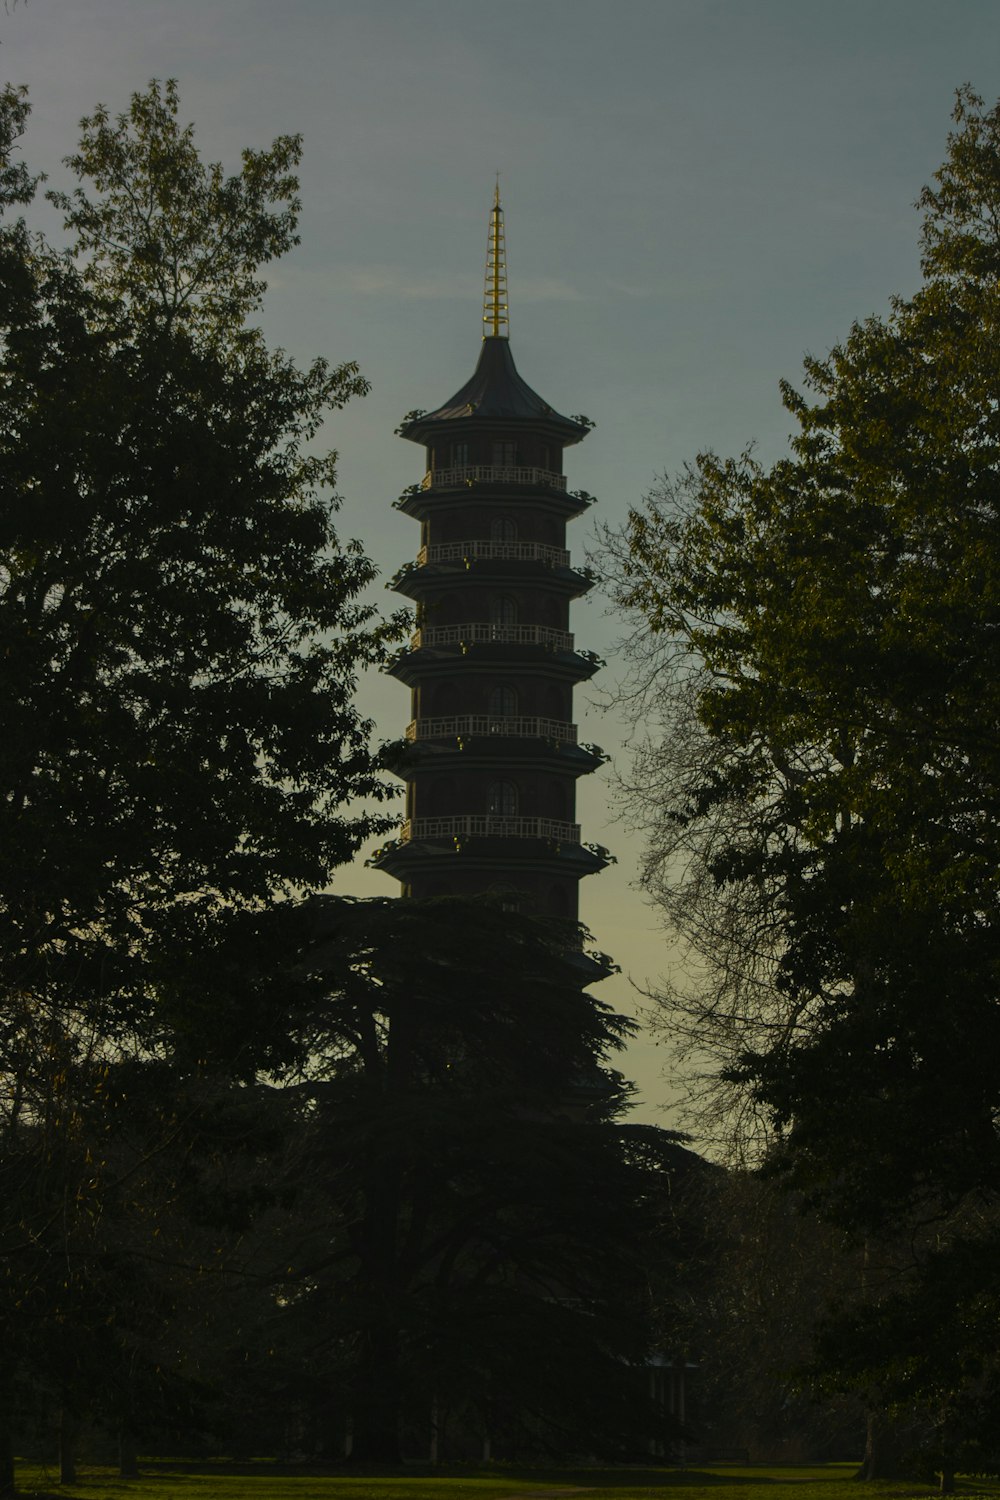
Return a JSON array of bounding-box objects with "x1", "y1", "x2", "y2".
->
[
  {"x1": 417, "y1": 540, "x2": 571, "y2": 568},
  {"x1": 403, "y1": 814, "x2": 581, "y2": 843},
  {"x1": 410, "y1": 622, "x2": 574, "y2": 652},
  {"x1": 405, "y1": 715, "x2": 578, "y2": 744},
  {"x1": 421, "y1": 464, "x2": 567, "y2": 492}
]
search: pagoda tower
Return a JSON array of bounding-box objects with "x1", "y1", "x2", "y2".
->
[{"x1": 370, "y1": 189, "x2": 611, "y2": 920}]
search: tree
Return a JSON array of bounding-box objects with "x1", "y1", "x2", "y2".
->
[
  {"x1": 235, "y1": 894, "x2": 692, "y2": 1465},
  {"x1": 1, "y1": 79, "x2": 400, "y2": 1028},
  {"x1": 603, "y1": 86, "x2": 1000, "y2": 1474},
  {"x1": 673, "y1": 1169, "x2": 865, "y2": 1464},
  {"x1": 0, "y1": 79, "x2": 400, "y2": 1487}
]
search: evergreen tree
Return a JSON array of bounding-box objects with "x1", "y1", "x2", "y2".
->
[{"x1": 253, "y1": 895, "x2": 689, "y2": 1465}]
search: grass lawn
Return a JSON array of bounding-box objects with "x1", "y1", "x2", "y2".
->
[{"x1": 13, "y1": 1460, "x2": 1000, "y2": 1500}]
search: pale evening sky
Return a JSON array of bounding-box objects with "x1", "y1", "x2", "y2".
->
[{"x1": 5, "y1": 0, "x2": 999, "y2": 1131}]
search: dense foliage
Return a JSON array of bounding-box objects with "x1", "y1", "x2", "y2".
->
[
  {"x1": 0, "y1": 80, "x2": 400, "y2": 1040},
  {"x1": 250, "y1": 895, "x2": 694, "y2": 1465},
  {"x1": 0, "y1": 79, "x2": 401, "y2": 1489},
  {"x1": 605, "y1": 87, "x2": 1000, "y2": 1477}
]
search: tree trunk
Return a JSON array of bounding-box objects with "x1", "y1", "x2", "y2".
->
[
  {"x1": 58, "y1": 1409, "x2": 76, "y2": 1486},
  {"x1": 348, "y1": 1321, "x2": 402, "y2": 1464},
  {"x1": 854, "y1": 1411, "x2": 902, "y2": 1481},
  {"x1": 0, "y1": 1364, "x2": 14, "y2": 1498},
  {"x1": 348, "y1": 1024, "x2": 409, "y2": 1466},
  {"x1": 118, "y1": 1427, "x2": 139, "y2": 1480},
  {"x1": 0, "y1": 1424, "x2": 14, "y2": 1500}
]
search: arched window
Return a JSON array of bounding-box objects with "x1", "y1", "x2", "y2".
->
[
  {"x1": 488, "y1": 780, "x2": 518, "y2": 817},
  {"x1": 488, "y1": 684, "x2": 518, "y2": 722},
  {"x1": 491, "y1": 515, "x2": 518, "y2": 543},
  {"x1": 488, "y1": 883, "x2": 522, "y2": 913},
  {"x1": 491, "y1": 595, "x2": 518, "y2": 627}
]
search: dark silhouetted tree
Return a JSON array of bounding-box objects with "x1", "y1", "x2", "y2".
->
[
  {"x1": 603, "y1": 86, "x2": 1000, "y2": 1480},
  {"x1": 0, "y1": 79, "x2": 400, "y2": 1487},
  {"x1": 238, "y1": 895, "x2": 692, "y2": 1465}
]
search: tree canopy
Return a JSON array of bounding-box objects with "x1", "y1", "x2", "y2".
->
[
  {"x1": 604, "y1": 86, "x2": 1000, "y2": 1473},
  {"x1": 0, "y1": 80, "x2": 400, "y2": 1489},
  {"x1": 0, "y1": 79, "x2": 400, "y2": 1048}
]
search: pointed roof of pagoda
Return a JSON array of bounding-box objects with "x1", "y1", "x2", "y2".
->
[
  {"x1": 398, "y1": 184, "x2": 590, "y2": 447},
  {"x1": 402, "y1": 335, "x2": 588, "y2": 437}
]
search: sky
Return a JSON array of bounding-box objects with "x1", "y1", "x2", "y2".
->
[{"x1": 6, "y1": 0, "x2": 1000, "y2": 1132}]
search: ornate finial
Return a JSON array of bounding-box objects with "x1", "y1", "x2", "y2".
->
[{"x1": 483, "y1": 177, "x2": 509, "y2": 339}]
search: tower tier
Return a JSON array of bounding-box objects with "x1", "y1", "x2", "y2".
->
[{"x1": 371, "y1": 190, "x2": 607, "y2": 923}]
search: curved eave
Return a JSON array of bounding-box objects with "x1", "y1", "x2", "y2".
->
[
  {"x1": 390, "y1": 563, "x2": 596, "y2": 602},
  {"x1": 567, "y1": 948, "x2": 617, "y2": 984},
  {"x1": 368, "y1": 836, "x2": 610, "y2": 879},
  {"x1": 386, "y1": 646, "x2": 603, "y2": 688},
  {"x1": 404, "y1": 412, "x2": 588, "y2": 448},
  {"x1": 392, "y1": 739, "x2": 607, "y2": 777},
  {"x1": 400, "y1": 337, "x2": 589, "y2": 447},
  {"x1": 394, "y1": 488, "x2": 592, "y2": 523}
]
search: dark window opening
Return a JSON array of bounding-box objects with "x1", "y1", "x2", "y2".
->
[
  {"x1": 489, "y1": 684, "x2": 518, "y2": 722},
  {"x1": 488, "y1": 780, "x2": 519, "y2": 816}
]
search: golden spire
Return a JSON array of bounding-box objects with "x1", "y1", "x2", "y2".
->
[{"x1": 483, "y1": 177, "x2": 509, "y2": 338}]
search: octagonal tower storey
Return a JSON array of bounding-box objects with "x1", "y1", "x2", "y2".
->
[{"x1": 368, "y1": 187, "x2": 613, "y2": 925}]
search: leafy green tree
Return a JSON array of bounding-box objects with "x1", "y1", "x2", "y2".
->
[
  {"x1": 2, "y1": 1057, "x2": 296, "y2": 1479},
  {"x1": 0, "y1": 79, "x2": 399, "y2": 1489},
  {"x1": 603, "y1": 86, "x2": 1000, "y2": 1475},
  {"x1": 1, "y1": 79, "x2": 399, "y2": 1031},
  {"x1": 805, "y1": 1204, "x2": 1000, "y2": 1485}
]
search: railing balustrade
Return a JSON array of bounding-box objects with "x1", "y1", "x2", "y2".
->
[
  {"x1": 405, "y1": 715, "x2": 577, "y2": 743},
  {"x1": 421, "y1": 464, "x2": 567, "y2": 492},
  {"x1": 410, "y1": 622, "x2": 574, "y2": 651},
  {"x1": 417, "y1": 539, "x2": 571, "y2": 568},
  {"x1": 403, "y1": 814, "x2": 581, "y2": 843}
]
